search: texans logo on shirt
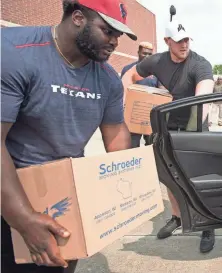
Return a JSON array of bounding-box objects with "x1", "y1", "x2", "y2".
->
[
  {"x1": 51, "y1": 84, "x2": 101, "y2": 100},
  {"x1": 119, "y1": 3, "x2": 127, "y2": 19}
]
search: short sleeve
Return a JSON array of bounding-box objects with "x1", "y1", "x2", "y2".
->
[
  {"x1": 153, "y1": 76, "x2": 160, "y2": 88},
  {"x1": 102, "y1": 79, "x2": 124, "y2": 124},
  {"x1": 120, "y1": 67, "x2": 126, "y2": 78},
  {"x1": 192, "y1": 60, "x2": 214, "y2": 85},
  {"x1": 157, "y1": 80, "x2": 164, "y2": 88},
  {"x1": 121, "y1": 61, "x2": 137, "y2": 79},
  {"x1": 136, "y1": 54, "x2": 161, "y2": 78},
  {"x1": 1, "y1": 36, "x2": 29, "y2": 123}
]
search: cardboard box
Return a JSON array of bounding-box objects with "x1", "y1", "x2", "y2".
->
[
  {"x1": 11, "y1": 146, "x2": 164, "y2": 264},
  {"x1": 124, "y1": 84, "x2": 172, "y2": 135}
]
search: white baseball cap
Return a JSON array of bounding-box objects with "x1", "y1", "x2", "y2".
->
[{"x1": 165, "y1": 20, "x2": 192, "y2": 42}]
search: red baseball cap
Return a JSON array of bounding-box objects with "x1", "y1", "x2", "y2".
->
[{"x1": 76, "y1": 0, "x2": 137, "y2": 41}]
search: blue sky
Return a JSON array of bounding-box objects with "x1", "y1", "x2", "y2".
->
[{"x1": 137, "y1": 0, "x2": 222, "y2": 66}]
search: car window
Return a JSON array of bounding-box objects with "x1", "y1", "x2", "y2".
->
[{"x1": 165, "y1": 99, "x2": 222, "y2": 133}]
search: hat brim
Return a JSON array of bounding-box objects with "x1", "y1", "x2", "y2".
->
[
  {"x1": 171, "y1": 31, "x2": 193, "y2": 42},
  {"x1": 98, "y1": 12, "x2": 137, "y2": 41}
]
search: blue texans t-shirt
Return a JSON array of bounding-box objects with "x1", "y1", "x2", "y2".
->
[{"x1": 1, "y1": 26, "x2": 124, "y2": 168}]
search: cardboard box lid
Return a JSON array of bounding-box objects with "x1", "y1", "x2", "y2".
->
[{"x1": 127, "y1": 84, "x2": 172, "y2": 98}]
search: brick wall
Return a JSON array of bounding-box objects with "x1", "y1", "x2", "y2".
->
[
  {"x1": 1, "y1": 0, "x2": 62, "y2": 26},
  {"x1": 1, "y1": 0, "x2": 156, "y2": 73},
  {"x1": 117, "y1": 0, "x2": 157, "y2": 55}
]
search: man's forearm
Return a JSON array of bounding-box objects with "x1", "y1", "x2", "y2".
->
[
  {"x1": 122, "y1": 66, "x2": 144, "y2": 103},
  {"x1": 105, "y1": 130, "x2": 131, "y2": 152},
  {"x1": 1, "y1": 144, "x2": 34, "y2": 231},
  {"x1": 195, "y1": 79, "x2": 214, "y2": 122},
  {"x1": 101, "y1": 123, "x2": 131, "y2": 152}
]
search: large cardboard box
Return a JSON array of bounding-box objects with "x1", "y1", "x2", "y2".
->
[
  {"x1": 124, "y1": 84, "x2": 172, "y2": 135},
  {"x1": 11, "y1": 146, "x2": 164, "y2": 264}
]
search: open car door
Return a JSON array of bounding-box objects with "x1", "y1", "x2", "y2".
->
[{"x1": 150, "y1": 93, "x2": 222, "y2": 233}]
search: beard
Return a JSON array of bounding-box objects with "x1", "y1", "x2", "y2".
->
[{"x1": 76, "y1": 24, "x2": 112, "y2": 62}]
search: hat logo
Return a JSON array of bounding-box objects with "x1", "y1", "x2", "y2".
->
[
  {"x1": 178, "y1": 24, "x2": 185, "y2": 32},
  {"x1": 119, "y1": 3, "x2": 127, "y2": 19}
]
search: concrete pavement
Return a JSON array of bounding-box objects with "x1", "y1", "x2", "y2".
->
[{"x1": 74, "y1": 128, "x2": 222, "y2": 273}]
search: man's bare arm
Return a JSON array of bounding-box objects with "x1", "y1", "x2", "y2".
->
[
  {"x1": 195, "y1": 79, "x2": 214, "y2": 96},
  {"x1": 122, "y1": 66, "x2": 143, "y2": 102},
  {"x1": 1, "y1": 122, "x2": 34, "y2": 229},
  {"x1": 1, "y1": 122, "x2": 70, "y2": 267},
  {"x1": 100, "y1": 122, "x2": 131, "y2": 152},
  {"x1": 195, "y1": 79, "x2": 214, "y2": 121}
]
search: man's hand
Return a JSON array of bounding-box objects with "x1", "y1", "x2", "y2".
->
[
  {"x1": 100, "y1": 122, "x2": 131, "y2": 152},
  {"x1": 19, "y1": 212, "x2": 70, "y2": 267}
]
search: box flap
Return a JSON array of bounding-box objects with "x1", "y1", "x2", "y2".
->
[{"x1": 127, "y1": 84, "x2": 172, "y2": 98}]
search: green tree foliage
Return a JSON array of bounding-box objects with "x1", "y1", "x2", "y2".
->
[{"x1": 213, "y1": 64, "x2": 222, "y2": 75}]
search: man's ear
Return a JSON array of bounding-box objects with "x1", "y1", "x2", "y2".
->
[
  {"x1": 164, "y1": 37, "x2": 170, "y2": 46},
  {"x1": 72, "y1": 10, "x2": 86, "y2": 27}
]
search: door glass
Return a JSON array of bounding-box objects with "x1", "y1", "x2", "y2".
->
[{"x1": 165, "y1": 99, "x2": 222, "y2": 132}]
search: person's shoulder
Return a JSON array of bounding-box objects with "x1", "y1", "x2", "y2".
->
[
  {"x1": 159, "y1": 51, "x2": 169, "y2": 57},
  {"x1": 144, "y1": 52, "x2": 166, "y2": 65},
  {"x1": 2, "y1": 26, "x2": 50, "y2": 77},
  {"x1": 189, "y1": 51, "x2": 211, "y2": 65},
  {"x1": 121, "y1": 61, "x2": 138, "y2": 77},
  {"x1": 2, "y1": 26, "x2": 51, "y2": 50},
  {"x1": 188, "y1": 51, "x2": 213, "y2": 81},
  {"x1": 123, "y1": 61, "x2": 138, "y2": 70},
  {"x1": 95, "y1": 62, "x2": 122, "y2": 84},
  {"x1": 157, "y1": 51, "x2": 168, "y2": 60}
]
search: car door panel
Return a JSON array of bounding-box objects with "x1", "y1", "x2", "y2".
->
[
  {"x1": 150, "y1": 93, "x2": 222, "y2": 232},
  {"x1": 173, "y1": 151, "x2": 221, "y2": 178},
  {"x1": 170, "y1": 131, "x2": 222, "y2": 178},
  {"x1": 191, "y1": 174, "x2": 222, "y2": 218},
  {"x1": 169, "y1": 131, "x2": 222, "y2": 220},
  {"x1": 170, "y1": 132, "x2": 222, "y2": 154},
  {"x1": 191, "y1": 174, "x2": 222, "y2": 190}
]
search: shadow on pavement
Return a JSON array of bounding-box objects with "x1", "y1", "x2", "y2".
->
[
  {"x1": 121, "y1": 200, "x2": 222, "y2": 261},
  {"x1": 75, "y1": 252, "x2": 115, "y2": 273},
  {"x1": 120, "y1": 235, "x2": 222, "y2": 261}
]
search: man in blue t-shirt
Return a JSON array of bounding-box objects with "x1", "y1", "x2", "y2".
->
[
  {"x1": 1, "y1": 1, "x2": 137, "y2": 272},
  {"x1": 121, "y1": 42, "x2": 164, "y2": 147},
  {"x1": 121, "y1": 41, "x2": 154, "y2": 78}
]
